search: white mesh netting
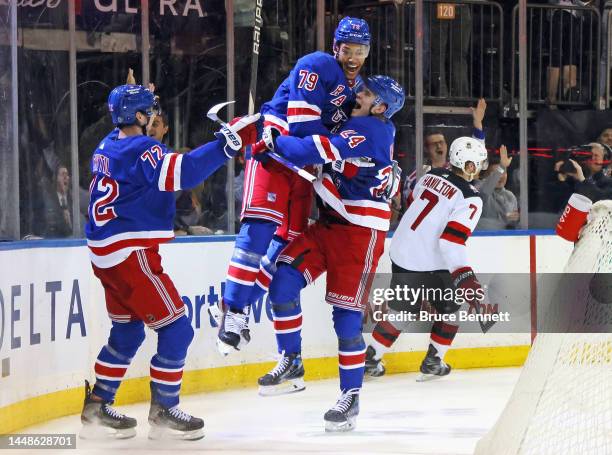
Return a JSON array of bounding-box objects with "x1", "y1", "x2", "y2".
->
[{"x1": 474, "y1": 200, "x2": 612, "y2": 455}]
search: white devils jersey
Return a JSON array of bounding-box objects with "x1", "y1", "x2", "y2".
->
[{"x1": 390, "y1": 168, "x2": 483, "y2": 273}]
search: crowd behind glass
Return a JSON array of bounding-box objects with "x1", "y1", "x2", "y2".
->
[{"x1": 1, "y1": 0, "x2": 611, "y2": 241}]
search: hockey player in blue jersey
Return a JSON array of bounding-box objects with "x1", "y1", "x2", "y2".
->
[
  {"x1": 81, "y1": 84, "x2": 259, "y2": 440},
  {"x1": 251, "y1": 75, "x2": 405, "y2": 432},
  {"x1": 216, "y1": 17, "x2": 372, "y2": 355}
]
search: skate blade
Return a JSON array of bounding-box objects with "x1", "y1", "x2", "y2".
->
[
  {"x1": 324, "y1": 416, "x2": 356, "y2": 433},
  {"x1": 79, "y1": 423, "x2": 136, "y2": 440},
  {"x1": 258, "y1": 378, "x2": 305, "y2": 396},
  {"x1": 148, "y1": 426, "x2": 205, "y2": 441},
  {"x1": 215, "y1": 338, "x2": 236, "y2": 356},
  {"x1": 363, "y1": 367, "x2": 385, "y2": 380},
  {"x1": 416, "y1": 372, "x2": 447, "y2": 382}
]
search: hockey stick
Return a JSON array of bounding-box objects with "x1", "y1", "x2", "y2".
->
[
  {"x1": 248, "y1": 0, "x2": 263, "y2": 116},
  {"x1": 207, "y1": 102, "x2": 316, "y2": 182}
]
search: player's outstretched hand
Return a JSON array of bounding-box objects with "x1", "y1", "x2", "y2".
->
[
  {"x1": 215, "y1": 113, "x2": 261, "y2": 158},
  {"x1": 250, "y1": 125, "x2": 281, "y2": 163}
]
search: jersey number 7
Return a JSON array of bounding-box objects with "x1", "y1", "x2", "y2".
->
[{"x1": 410, "y1": 189, "x2": 439, "y2": 230}]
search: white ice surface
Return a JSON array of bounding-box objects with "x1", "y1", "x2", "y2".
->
[{"x1": 18, "y1": 367, "x2": 520, "y2": 455}]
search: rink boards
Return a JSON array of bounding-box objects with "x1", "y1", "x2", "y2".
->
[{"x1": 0, "y1": 231, "x2": 573, "y2": 433}]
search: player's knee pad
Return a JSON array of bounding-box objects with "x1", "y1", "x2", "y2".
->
[
  {"x1": 235, "y1": 219, "x2": 278, "y2": 255},
  {"x1": 332, "y1": 307, "x2": 364, "y2": 340},
  {"x1": 155, "y1": 316, "x2": 194, "y2": 360},
  {"x1": 269, "y1": 264, "x2": 306, "y2": 305},
  {"x1": 108, "y1": 321, "x2": 145, "y2": 358}
]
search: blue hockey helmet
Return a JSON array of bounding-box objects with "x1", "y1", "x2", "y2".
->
[
  {"x1": 107, "y1": 84, "x2": 158, "y2": 126},
  {"x1": 334, "y1": 17, "x2": 371, "y2": 47},
  {"x1": 366, "y1": 75, "x2": 405, "y2": 119}
]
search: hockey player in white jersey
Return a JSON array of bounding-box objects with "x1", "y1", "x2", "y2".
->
[{"x1": 366, "y1": 136, "x2": 487, "y2": 380}]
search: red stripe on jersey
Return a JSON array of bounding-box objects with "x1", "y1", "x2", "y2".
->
[
  {"x1": 95, "y1": 363, "x2": 127, "y2": 378},
  {"x1": 447, "y1": 221, "x2": 472, "y2": 237},
  {"x1": 339, "y1": 351, "x2": 366, "y2": 366},
  {"x1": 322, "y1": 176, "x2": 344, "y2": 200},
  {"x1": 150, "y1": 367, "x2": 183, "y2": 382},
  {"x1": 89, "y1": 236, "x2": 174, "y2": 256},
  {"x1": 440, "y1": 231, "x2": 466, "y2": 245},
  {"x1": 273, "y1": 315, "x2": 302, "y2": 331},
  {"x1": 345, "y1": 204, "x2": 391, "y2": 220},
  {"x1": 287, "y1": 107, "x2": 321, "y2": 118},
  {"x1": 164, "y1": 154, "x2": 178, "y2": 191},
  {"x1": 263, "y1": 120, "x2": 288, "y2": 135},
  {"x1": 227, "y1": 265, "x2": 258, "y2": 282},
  {"x1": 318, "y1": 136, "x2": 339, "y2": 161},
  {"x1": 431, "y1": 332, "x2": 453, "y2": 346}
]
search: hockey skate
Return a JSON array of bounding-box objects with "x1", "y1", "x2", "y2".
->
[
  {"x1": 148, "y1": 385, "x2": 204, "y2": 441},
  {"x1": 324, "y1": 388, "x2": 360, "y2": 432},
  {"x1": 416, "y1": 345, "x2": 451, "y2": 382},
  {"x1": 364, "y1": 345, "x2": 386, "y2": 378},
  {"x1": 216, "y1": 306, "x2": 251, "y2": 356},
  {"x1": 258, "y1": 352, "x2": 305, "y2": 396},
  {"x1": 79, "y1": 380, "x2": 137, "y2": 439}
]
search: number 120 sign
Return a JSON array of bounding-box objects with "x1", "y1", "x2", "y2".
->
[{"x1": 437, "y1": 3, "x2": 456, "y2": 19}]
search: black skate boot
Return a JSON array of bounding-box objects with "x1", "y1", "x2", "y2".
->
[
  {"x1": 416, "y1": 344, "x2": 451, "y2": 382},
  {"x1": 258, "y1": 352, "x2": 305, "y2": 396},
  {"x1": 216, "y1": 306, "x2": 251, "y2": 356},
  {"x1": 324, "y1": 388, "x2": 360, "y2": 432},
  {"x1": 148, "y1": 385, "x2": 204, "y2": 441},
  {"x1": 79, "y1": 380, "x2": 137, "y2": 439},
  {"x1": 364, "y1": 345, "x2": 386, "y2": 378}
]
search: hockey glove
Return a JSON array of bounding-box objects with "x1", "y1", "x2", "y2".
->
[
  {"x1": 250, "y1": 126, "x2": 281, "y2": 163},
  {"x1": 451, "y1": 267, "x2": 483, "y2": 310},
  {"x1": 215, "y1": 113, "x2": 260, "y2": 158},
  {"x1": 384, "y1": 160, "x2": 402, "y2": 201}
]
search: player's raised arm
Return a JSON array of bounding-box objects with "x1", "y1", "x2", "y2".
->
[{"x1": 133, "y1": 114, "x2": 259, "y2": 191}]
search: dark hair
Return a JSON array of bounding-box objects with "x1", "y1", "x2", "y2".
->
[
  {"x1": 424, "y1": 129, "x2": 445, "y2": 140},
  {"x1": 155, "y1": 111, "x2": 170, "y2": 127}
]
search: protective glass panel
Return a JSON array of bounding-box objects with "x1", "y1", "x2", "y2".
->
[
  {"x1": 0, "y1": 5, "x2": 16, "y2": 239},
  {"x1": 17, "y1": 4, "x2": 73, "y2": 239},
  {"x1": 149, "y1": 2, "x2": 228, "y2": 235}
]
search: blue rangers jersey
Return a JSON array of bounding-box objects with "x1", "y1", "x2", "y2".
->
[
  {"x1": 260, "y1": 51, "x2": 358, "y2": 138},
  {"x1": 86, "y1": 130, "x2": 230, "y2": 268},
  {"x1": 274, "y1": 115, "x2": 396, "y2": 231}
]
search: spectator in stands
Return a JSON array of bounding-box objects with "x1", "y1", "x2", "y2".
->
[
  {"x1": 476, "y1": 145, "x2": 519, "y2": 230},
  {"x1": 430, "y1": 2, "x2": 472, "y2": 97},
  {"x1": 402, "y1": 98, "x2": 486, "y2": 202},
  {"x1": 551, "y1": 142, "x2": 607, "y2": 210},
  {"x1": 37, "y1": 164, "x2": 73, "y2": 238},
  {"x1": 546, "y1": 0, "x2": 585, "y2": 107}
]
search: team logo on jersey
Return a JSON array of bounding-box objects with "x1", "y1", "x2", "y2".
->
[
  {"x1": 330, "y1": 84, "x2": 345, "y2": 96},
  {"x1": 330, "y1": 94, "x2": 347, "y2": 107},
  {"x1": 146, "y1": 314, "x2": 156, "y2": 323},
  {"x1": 267, "y1": 192, "x2": 277, "y2": 202},
  {"x1": 331, "y1": 109, "x2": 348, "y2": 124}
]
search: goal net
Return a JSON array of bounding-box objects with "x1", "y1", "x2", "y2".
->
[{"x1": 474, "y1": 200, "x2": 612, "y2": 455}]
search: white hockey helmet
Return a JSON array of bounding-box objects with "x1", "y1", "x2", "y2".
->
[{"x1": 449, "y1": 136, "x2": 488, "y2": 180}]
